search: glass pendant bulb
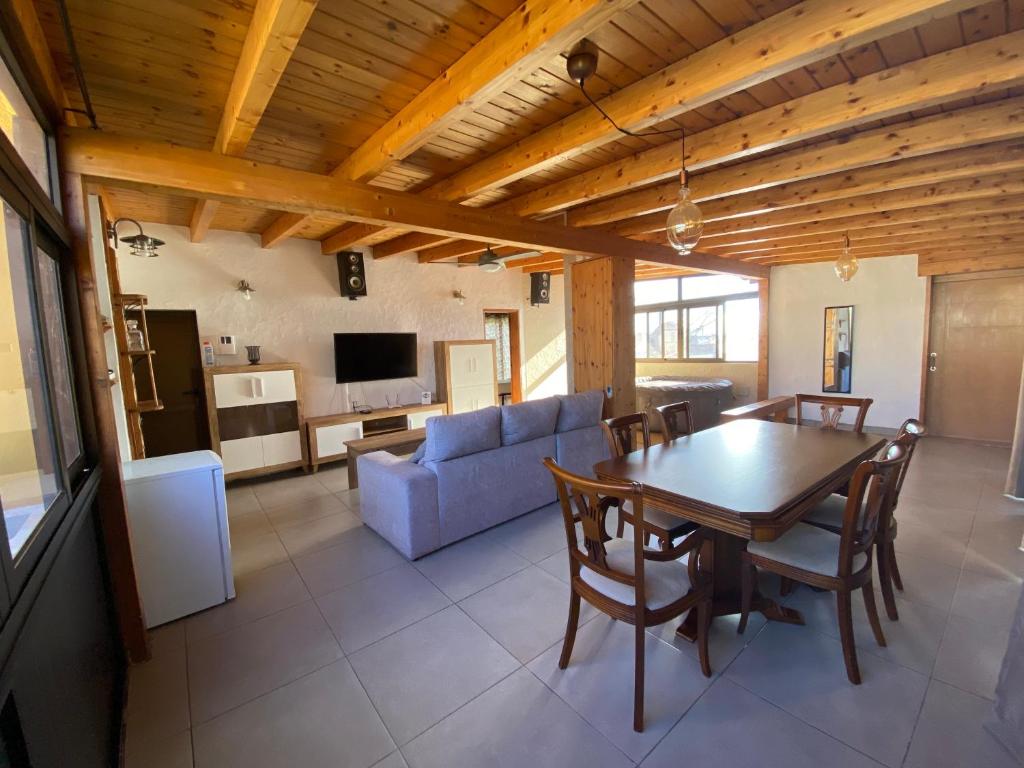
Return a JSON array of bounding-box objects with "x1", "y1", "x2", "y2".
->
[
  {"x1": 834, "y1": 234, "x2": 859, "y2": 282},
  {"x1": 666, "y1": 185, "x2": 704, "y2": 254}
]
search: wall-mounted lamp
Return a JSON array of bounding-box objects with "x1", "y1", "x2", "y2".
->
[
  {"x1": 107, "y1": 217, "x2": 164, "y2": 257},
  {"x1": 452, "y1": 289, "x2": 467, "y2": 306},
  {"x1": 238, "y1": 280, "x2": 256, "y2": 300}
]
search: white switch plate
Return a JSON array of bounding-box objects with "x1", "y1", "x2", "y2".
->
[{"x1": 215, "y1": 335, "x2": 237, "y2": 355}]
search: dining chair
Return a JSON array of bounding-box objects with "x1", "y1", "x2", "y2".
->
[
  {"x1": 543, "y1": 457, "x2": 712, "y2": 732},
  {"x1": 794, "y1": 394, "x2": 874, "y2": 434},
  {"x1": 738, "y1": 438, "x2": 910, "y2": 684},
  {"x1": 601, "y1": 412, "x2": 698, "y2": 548},
  {"x1": 803, "y1": 419, "x2": 927, "y2": 620},
  {"x1": 656, "y1": 400, "x2": 695, "y2": 440}
]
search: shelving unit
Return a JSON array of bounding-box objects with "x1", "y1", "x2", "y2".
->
[{"x1": 112, "y1": 293, "x2": 163, "y2": 459}]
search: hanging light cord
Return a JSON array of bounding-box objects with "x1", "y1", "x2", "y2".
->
[{"x1": 56, "y1": 0, "x2": 99, "y2": 129}]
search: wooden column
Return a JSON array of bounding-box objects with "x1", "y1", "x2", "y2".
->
[
  {"x1": 63, "y1": 172, "x2": 149, "y2": 662},
  {"x1": 570, "y1": 256, "x2": 635, "y2": 417},
  {"x1": 757, "y1": 276, "x2": 770, "y2": 400}
]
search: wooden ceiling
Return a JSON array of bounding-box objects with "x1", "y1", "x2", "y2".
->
[{"x1": 31, "y1": 0, "x2": 1024, "y2": 277}]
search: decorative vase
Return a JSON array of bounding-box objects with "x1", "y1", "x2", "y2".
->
[{"x1": 245, "y1": 345, "x2": 261, "y2": 365}]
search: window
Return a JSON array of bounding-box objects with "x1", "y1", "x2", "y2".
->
[
  {"x1": 484, "y1": 313, "x2": 512, "y2": 382},
  {"x1": 0, "y1": 56, "x2": 49, "y2": 197},
  {"x1": 634, "y1": 276, "x2": 759, "y2": 362}
]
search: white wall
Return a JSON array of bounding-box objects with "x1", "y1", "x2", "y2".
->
[
  {"x1": 769, "y1": 254, "x2": 926, "y2": 429},
  {"x1": 116, "y1": 224, "x2": 567, "y2": 418},
  {"x1": 523, "y1": 274, "x2": 567, "y2": 400}
]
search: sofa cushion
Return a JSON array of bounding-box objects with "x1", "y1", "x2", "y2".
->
[
  {"x1": 410, "y1": 440, "x2": 427, "y2": 464},
  {"x1": 423, "y1": 407, "x2": 500, "y2": 462},
  {"x1": 500, "y1": 398, "x2": 559, "y2": 446},
  {"x1": 556, "y1": 390, "x2": 605, "y2": 432},
  {"x1": 554, "y1": 424, "x2": 611, "y2": 478}
]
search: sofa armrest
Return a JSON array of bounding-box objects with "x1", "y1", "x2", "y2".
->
[{"x1": 357, "y1": 452, "x2": 440, "y2": 560}]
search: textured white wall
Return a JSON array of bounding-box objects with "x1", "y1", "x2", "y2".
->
[
  {"x1": 117, "y1": 224, "x2": 567, "y2": 417},
  {"x1": 769, "y1": 254, "x2": 927, "y2": 429},
  {"x1": 523, "y1": 274, "x2": 567, "y2": 400}
]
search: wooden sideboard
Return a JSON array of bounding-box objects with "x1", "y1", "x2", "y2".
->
[
  {"x1": 203, "y1": 363, "x2": 307, "y2": 481},
  {"x1": 305, "y1": 402, "x2": 447, "y2": 471}
]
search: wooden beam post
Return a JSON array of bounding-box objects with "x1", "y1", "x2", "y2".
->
[
  {"x1": 757, "y1": 277, "x2": 770, "y2": 401},
  {"x1": 570, "y1": 256, "x2": 635, "y2": 417}
]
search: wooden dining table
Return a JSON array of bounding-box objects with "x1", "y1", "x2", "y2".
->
[{"x1": 593, "y1": 418, "x2": 887, "y2": 641}]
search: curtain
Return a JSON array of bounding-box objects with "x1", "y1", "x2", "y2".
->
[
  {"x1": 1006, "y1": 360, "x2": 1024, "y2": 499},
  {"x1": 484, "y1": 313, "x2": 511, "y2": 383}
]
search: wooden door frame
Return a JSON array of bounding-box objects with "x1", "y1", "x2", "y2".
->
[{"x1": 483, "y1": 308, "x2": 522, "y2": 403}]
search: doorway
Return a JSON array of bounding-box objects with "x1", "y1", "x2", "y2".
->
[
  {"x1": 484, "y1": 310, "x2": 522, "y2": 404},
  {"x1": 139, "y1": 310, "x2": 211, "y2": 456},
  {"x1": 925, "y1": 273, "x2": 1024, "y2": 443}
]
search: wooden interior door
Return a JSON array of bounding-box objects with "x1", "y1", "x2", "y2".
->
[
  {"x1": 925, "y1": 273, "x2": 1024, "y2": 443},
  {"x1": 139, "y1": 310, "x2": 211, "y2": 456}
]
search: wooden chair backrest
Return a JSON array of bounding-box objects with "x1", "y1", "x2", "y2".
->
[
  {"x1": 601, "y1": 412, "x2": 651, "y2": 457},
  {"x1": 837, "y1": 437, "x2": 910, "y2": 577},
  {"x1": 543, "y1": 457, "x2": 646, "y2": 605},
  {"x1": 795, "y1": 394, "x2": 874, "y2": 434},
  {"x1": 656, "y1": 401, "x2": 695, "y2": 440},
  {"x1": 892, "y1": 418, "x2": 926, "y2": 504}
]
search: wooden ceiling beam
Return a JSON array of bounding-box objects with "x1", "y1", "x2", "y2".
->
[
  {"x1": 750, "y1": 232, "x2": 1024, "y2": 264},
  {"x1": 63, "y1": 130, "x2": 767, "y2": 278},
  {"x1": 918, "y1": 254, "x2": 1024, "y2": 276},
  {"x1": 285, "y1": 0, "x2": 638, "y2": 252},
  {"x1": 393, "y1": 35, "x2": 1024, "y2": 256},
  {"x1": 189, "y1": 0, "x2": 317, "y2": 242}
]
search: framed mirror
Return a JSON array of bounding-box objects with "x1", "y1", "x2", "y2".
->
[{"x1": 822, "y1": 305, "x2": 854, "y2": 394}]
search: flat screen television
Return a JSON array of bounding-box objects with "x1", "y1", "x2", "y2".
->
[{"x1": 334, "y1": 332, "x2": 417, "y2": 383}]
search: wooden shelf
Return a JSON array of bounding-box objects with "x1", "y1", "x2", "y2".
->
[{"x1": 131, "y1": 399, "x2": 164, "y2": 413}]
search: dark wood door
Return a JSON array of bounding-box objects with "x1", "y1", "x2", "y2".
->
[{"x1": 140, "y1": 310, "x2": 211, "y2": 456}]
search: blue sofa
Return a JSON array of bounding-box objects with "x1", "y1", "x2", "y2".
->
[{"x1": 358, "y1": 391, "x2": 610, "y2": 559}]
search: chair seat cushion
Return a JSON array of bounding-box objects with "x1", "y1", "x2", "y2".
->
[
  {"x1": 579, "y1": 539, "x2": 691, "y2": 609},
  {"x1": 748, "y1": 523, "x2": 867, "y2": 577},
  {"x1": 621, "y1": 500, "x2": 698, "y2": 539},
  {"x1": 802, "y1": 493, "x2": 846, "y2": 530}
]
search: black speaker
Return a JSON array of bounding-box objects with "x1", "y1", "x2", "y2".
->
[
  {"x1": 337, "y1": 251, "x2": 367, "y2": 300},
  {"x1": 530, "y1": 271, "x2": 551, "y2": 305}
]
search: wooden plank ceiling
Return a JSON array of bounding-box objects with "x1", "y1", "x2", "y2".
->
[{"x1": 35, "y1": 0, "x2": 1024, "y2": 277}]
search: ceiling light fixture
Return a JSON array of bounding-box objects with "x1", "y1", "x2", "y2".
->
[
  {"x1": 237, "y1": 279, "x2": 256, "y2": 300},
  {"x1": 107, "y1": 217, "x2": 164, "y2": 257},
  {"x1": 834, "y1": 234, "x2": 859, "y2": 283},
  {"x1": 565, "y1": 40, "x2": 703, "y2": 255}
]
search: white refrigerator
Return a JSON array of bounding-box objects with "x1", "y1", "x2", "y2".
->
[{"x1": 123, "y1": 450, "x2": 235, "y2": 628}]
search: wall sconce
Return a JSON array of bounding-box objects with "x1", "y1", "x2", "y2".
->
[
  {"x1": 238, "y1": 280, "x2": 256, "y2": 300},
  {"x1": 452, "y1": 289, "x2": 466, "y2": 306},
  {"x1": 107, "y1": 217, "x2": 164, "y2": 257}
]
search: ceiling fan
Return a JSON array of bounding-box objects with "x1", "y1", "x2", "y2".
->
[{"x1": 429, "y1": 246, "x2": 541, "y2": 273}]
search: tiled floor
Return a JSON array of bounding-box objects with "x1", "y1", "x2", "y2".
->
[{"x1": 124, "y1": 439, "x2": 1023, "y2": 768}]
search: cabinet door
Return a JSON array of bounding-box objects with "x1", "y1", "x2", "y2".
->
[
  {"x1": 213, "y1": 370, "x2": 297, "y2": 408},
  {"x1": 262, "y1": 431, "x2": 303, "y2": 466},
  {"x1": 313, "y1": 422, "x2": 364, "y2": 459},
  {"x1": 451, "y1": 384, "x2": 496, "y2": 414},
  {"x1": 448, "y1": 344, "x2": 495, "y2": 388},
  {"x1": 407, "y1": 408, "x2": 445, "y2": 429},
  {"x1": 220, "y1": 436, "x2": 264, "y2": 474}
]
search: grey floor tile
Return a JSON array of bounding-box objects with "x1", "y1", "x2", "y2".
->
[
  {"x1": 336, "y1": 488, "x2": 361, "y2": 511},
  {"x1": 275, "y1": 510, "x2": 363, "y2": 558},
  {"x1": 932, "y1": 614, "x2": 1010, "y2": 700},
  {"x1": 293, "y1": 526, "x2": 406, "y2": 597},
  {"x1": 125, "y1": 728, "x2": 193, "y2": 768},
  {"x1": 459, "y1": 566, "x2": 596, "y2": 663},
  {"x1": 413, "y1": 534, "x2": 530, "y2": 601},
  {"x1": 193, "y1": 659, "x2": 394, "y2": 768},
  {"x1": 231, "y1": 530, "x2": 289, "y2": 578},
  {"x1": 252, "y1": 473, "x2": 332, "y2": 509},
  {"x1": 483, "y1": 503, "x2": 568, "y2": 563},
  {"x1": 264, "y1": 492, "x2": 348, "y2": 528},
  {"x1": 894, "y1": 497, "x2": 975, "y2": 541},
  {"x1": 873, "y1": 550, "x2": 961, "y2": 612},
  {"x1": 317, "y1": 564, "x2": 451, "y2": 653},
  {"x1": 962, "y1": 514, "x2": 1024, "y2": 580},
  {"x1": 639, "y1": 677, "x2": 881, "y2": 768},
  {"x1": 725, "y1": 622, "x2": 928, "y2": 767},
  {"x1": 402, "y1": 668, "x2": 631, "y2": 768},
  {"x1": 950, "y1": 568, "x2": 1022, "y2": 632},
  {"x1": 149, "y1": 620, "x2": 186, "y2": 658},
  {"x1": 904, "y1": 679, "x2": 1019, "y2": 768},
  {"x1": 900, "y1": 471, "x2": 984, "y2": 511},
  {"x1": 648, "y1": 609, "x2": 769, "y2": 672},
  {"x1": 188, "y1": 601, "x2": 342, "y2": 723},
  {"x1": 186, "y1": 561, "x2": 311, "y2": 644},
  {"x1": 529, "y1": 616, "x2": 712, "y2": 762},
  {"x1": 225, "y1": 484, "x2": 262, "y2": 517},
  {"x1": 124, "y1": 645, "x2": 190, "y2": 757},
  {"x1": 536, "y1": 550, "x2": 571, "y2": 583},
  {"x1": 314, "y1": 465, "x2": 351, "y2": 493},
  {"x1": 228, "y1": 511, "x2": 275, "y2": 544},
  {"x1": 348, "y1": 606, "x2": 519, "y2": 745},
  {"x1": 372, "y1": 752, "x2": 409, "y2": 768},
  {"x1": 894, "y1": 518, "x2": 967, "y2": 570}
]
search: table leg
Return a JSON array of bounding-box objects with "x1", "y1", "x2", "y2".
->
[
  {"x1": 347, "y1": 450, "x2": 360, "y2": 490},
  {"x1": 676, "y1": 529, "x2": 803, "y2": 642}
]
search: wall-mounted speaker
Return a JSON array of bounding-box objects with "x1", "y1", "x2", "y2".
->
[
  {"x1": 337, "y1": 251, "x2": 367, "y2": 300},
  {"x1": 530, "y1": 271, "x2": 551, "y2": 306}
]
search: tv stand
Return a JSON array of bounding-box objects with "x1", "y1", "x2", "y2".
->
[{"x1": 305, "y1": 402, "x2": 446, "y2": 471}]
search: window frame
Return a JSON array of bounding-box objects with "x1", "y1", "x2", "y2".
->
[{"x1": 635, "y1": 291, "x2": 759, "y2": 363}]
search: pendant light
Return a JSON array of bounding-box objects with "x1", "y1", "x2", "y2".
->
[
  {"x1": 666, "y1": 134, "x2": 704, "y2": 254},
  {"x1": 834, "y1": 233, "x2": 859, "y2": 282}
]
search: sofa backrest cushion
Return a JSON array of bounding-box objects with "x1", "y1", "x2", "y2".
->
[
  {"x1": 500, "y1": 398, "x2": 559, "y2": 446},
  {"x1": 555, "y1": 424, "x2": 611, "y2": 479},
  {"x1": 555, "y1": 390, "x2": 605, "y2": 433},
  {"x1": 423, "y1": 406, "x2": 500, "y2": 462}
]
